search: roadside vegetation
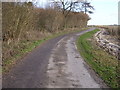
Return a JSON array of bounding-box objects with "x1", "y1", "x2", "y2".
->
[
  {"x1": 3, "y1": 27, "x2": 87, "y2": 73},
  {"x1": 77, "y1": 29, "x2": 119, "y2": 88},
  {"x1": 2, "y1": 1, "x2": 93, "y2": 73},
  {"x1": 97, "y1": 25, "x2": 120, "y2": 41}
]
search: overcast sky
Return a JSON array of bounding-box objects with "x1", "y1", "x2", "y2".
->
[
  {"x1": 88, "y1": 0, "x2": 119, "y2": 25},
  {"x1": 34, "y1": 0, "x2": 119, "y2": 25}
]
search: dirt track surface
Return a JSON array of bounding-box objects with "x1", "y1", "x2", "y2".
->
[{"x1": 3, "y1": 28, "x2": 108, "y2": 88}]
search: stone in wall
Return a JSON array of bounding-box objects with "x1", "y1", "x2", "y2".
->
[{"x1": 94, "y1": 29, "x2": 120, "y2": 60}]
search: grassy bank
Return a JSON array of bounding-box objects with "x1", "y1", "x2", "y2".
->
[
  {"x1": 3, "y1": 28, "x2": 87, "y2": 73},
  {"x1": 76, "y1": 29, "x2": 119, "y2": 88}
]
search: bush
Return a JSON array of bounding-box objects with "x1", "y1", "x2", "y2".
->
[{"x1": 2, "y1": 2, "x2": 89, "y2": 62}]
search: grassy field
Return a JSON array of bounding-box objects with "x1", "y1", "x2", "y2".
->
[{"x1": 76, "y1": 29, "x2": 119, "y2": 88}]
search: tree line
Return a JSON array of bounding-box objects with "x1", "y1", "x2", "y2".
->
[{"x1": 2, "y1": 1, "x2": 93, "y2": 61}]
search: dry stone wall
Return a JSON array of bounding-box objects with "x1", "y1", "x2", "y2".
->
[{"x1": 94, "y1": 29, "x2": 120, "y2": 60}]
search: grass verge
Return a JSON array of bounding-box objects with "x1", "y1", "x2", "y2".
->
[
  {"x1": 3, "y1": 28, "x2": 88, "y2": 73},
  {"x1": 76, "y1": 29, "x2": 119, "y2": 88}
]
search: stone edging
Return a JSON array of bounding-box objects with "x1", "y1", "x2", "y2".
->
[{"x1": 94, "y1": 29, "x2": 120, "y2": 60}]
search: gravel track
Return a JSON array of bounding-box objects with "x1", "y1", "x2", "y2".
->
[{"x1": 3, "y1": 28, "x2": 108, "y2": 88}]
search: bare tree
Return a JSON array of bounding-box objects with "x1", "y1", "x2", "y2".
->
[
  {"x1": 81, "y1": 0, "x2": 94, "y2": 14},
  {"x1": 50, "y1": 0, "x2": 94, "y2": 17},
  {"x1": 50, "y1": 0, "x2": 82, "y2": 17}
]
